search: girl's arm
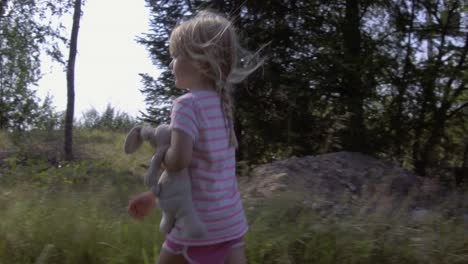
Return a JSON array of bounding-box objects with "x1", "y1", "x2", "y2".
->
[{"x1": 163, "y1": 129, "x2": 193, "y2": 171}]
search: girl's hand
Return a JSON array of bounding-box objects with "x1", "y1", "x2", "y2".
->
[{"x1": 128, "y1": 191, "x2": 156, "y2": 220}]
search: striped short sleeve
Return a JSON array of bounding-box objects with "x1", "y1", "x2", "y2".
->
[{"x1": 170, "y1": 94, "x2": 199, "y2": 141}]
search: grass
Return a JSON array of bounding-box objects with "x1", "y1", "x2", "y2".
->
[
  {"x1": 0, "y1": 183, "x2": 163, "y2": 264},
  {"x1": 244, "y1": 193, "x2": 468, "y2": 264},
  {"x1": 0, "y1": 129, "x2": 467, "y2": 264}
]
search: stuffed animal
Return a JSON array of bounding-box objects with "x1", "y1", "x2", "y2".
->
[{"x1": 124, "y1": 124, "x2": 206, "y2": 238}]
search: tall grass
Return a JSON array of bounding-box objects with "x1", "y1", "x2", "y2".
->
[
  {"x1": 0, "y1": 183, "x2": 163, "y2": 264},
  {"x1": 1, "y1": 130, "x2": 467, "y2": 263},
  {"x1": 1, "y1": 184, "x2": 466, "y2": 264},
  {"x1": 245, "y1": 194, "x2": 468, "y2": 264}
]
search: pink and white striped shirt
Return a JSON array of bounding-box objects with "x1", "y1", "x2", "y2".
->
[{"x1": 168, "y1": 90, "x2": 248, "y2": 246}]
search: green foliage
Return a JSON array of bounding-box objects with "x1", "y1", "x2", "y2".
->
[
  {"x1": 0, "y1": 0, "x2": 70, "y2": 131},
  {"x1": 32, "y1": 94, "x2": 64, "y2": 131},
  {"x1": 0, "y1": 129, "x2": 153, "y2": 181},
  {"x1": 78, "y1": 105, "x2": 139, "y2": 132}
]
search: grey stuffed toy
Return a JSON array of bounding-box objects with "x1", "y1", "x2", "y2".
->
[{"x1": 124, "y1": 124, "x2": 206, "y2": 238}]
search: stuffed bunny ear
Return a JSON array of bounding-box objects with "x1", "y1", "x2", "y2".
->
[{"x1": 124, "y1": 126, "x2": 143, "y2": 154}]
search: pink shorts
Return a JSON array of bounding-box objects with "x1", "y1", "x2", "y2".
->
[{"x1": 162, "y1": 237, "x2": 244, "y2": 264}]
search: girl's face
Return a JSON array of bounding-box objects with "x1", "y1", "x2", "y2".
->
[
  {"x1": 170, "y1": 56, "x2": 201, "y2": 89},
  {"x1": 169, "y1": 56, "x2": 213, "y2": 90}
]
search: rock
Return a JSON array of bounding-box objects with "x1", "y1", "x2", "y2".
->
[
  {"x1": 410, "y1": 209, "x2": 439, "y2": 224},
  {"x1": 243, "y1": 151, "x2": 421, "y2": 198},
  {"x1": 238, "y1": 151, "x2": 467, "y2": 220},
  {"x1": 272, "y1": 173, "x2": 288, "y2": 182},
  {"x1": 269, "y1": 183, "x2": 287, "y2": 192}
]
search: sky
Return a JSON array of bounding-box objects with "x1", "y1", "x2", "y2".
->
[{"x1": 36, "y1": 0, "x2": 161, "y2": 118}]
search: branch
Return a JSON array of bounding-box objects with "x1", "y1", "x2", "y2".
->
[
  {"x1": 448, "y1": 101, "x2": 468, "y2": 119},
  {"x1": 449, "y1": 33, "x2": 468, "y2": 101},
  {"x1": 359, "y1": 0, "x2": 371, "y2": 20},
  {"x1": 0, "y1": 0, "x2": 7, "y2": 18},
  {"x1": 420, "y1": 0, "x2": 440, "y2": 23}
]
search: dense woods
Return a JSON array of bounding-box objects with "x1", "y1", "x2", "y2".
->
[
  {"x1": 0, "y1": 0, "x2": 467, "y2": 183},
  {"x1": 138, "y1": 0, "x2": 468, "y2": 182}
]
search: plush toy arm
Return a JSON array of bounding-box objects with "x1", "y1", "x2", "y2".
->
[{"x1": 144, "y1": 145, "x2": 169, "y2": 187}]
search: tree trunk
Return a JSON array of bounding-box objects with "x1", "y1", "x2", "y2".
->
[
  {"x1": 459, "y1": 139, "x2": 468, "y2": 185},
  {"x1": 391, "y1": 0, "x2": 415, "y2": 161},
  {"x1": 211, "y1": 0, "x2": 223, "y2": 10},
  {"x1": 343, "y1": 0, "x2": 365, "y2": 152},
  {"x1": 412, "y1": 4, "x2": 450, "y2": 176},
  {"x1": 418, "y1": 30, "x2": 468, "y2": 176},
  {"x1": 0, "y1": 0, "x2": 8, "y2": 129},
  {"x1": 64, "y1": 0, "x2": 82, "y2": 161},
  {"x1": 418, "y1": 109, "x2": 447, "y2": 175}
]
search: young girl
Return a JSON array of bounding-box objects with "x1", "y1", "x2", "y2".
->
[{"x1": 127, "y1": 10, "x2": 263, "y2": 264}]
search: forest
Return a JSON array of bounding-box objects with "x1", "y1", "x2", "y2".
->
[
  {"x1": 1, "y1": 0, "x2": 467, "y2": 263},
  {"x1": 2, "y1": 0, "x2": 467, "y2": 180}
]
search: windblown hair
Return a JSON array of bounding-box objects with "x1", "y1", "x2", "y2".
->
[{"x1": 169, "y1": 10, "x2": 263, "y2": 148}]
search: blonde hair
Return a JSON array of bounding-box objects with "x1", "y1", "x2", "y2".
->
[{"x1": 169, "y1": 10, "x2": 263, "y2": 148}]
